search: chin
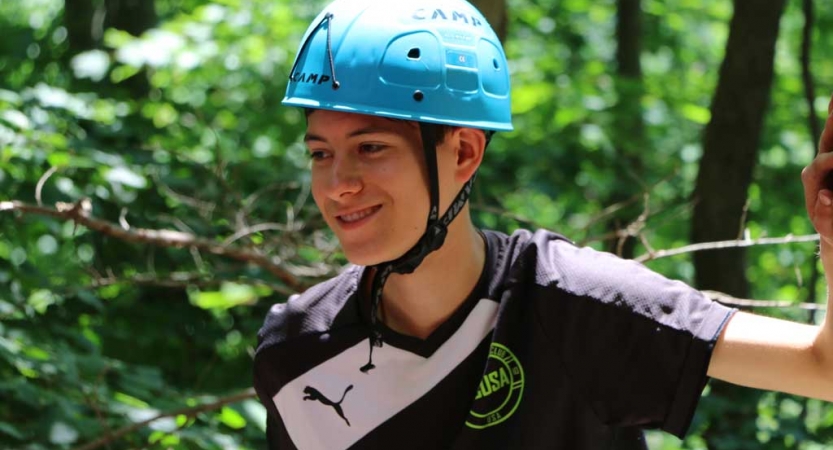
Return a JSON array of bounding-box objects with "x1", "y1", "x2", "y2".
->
[
  {"x1": 342, "y1": 247, "x2": 393, "y2": 267},
  {"x1": 341, "y1": 239, "x2": 415, "y2": 267}
]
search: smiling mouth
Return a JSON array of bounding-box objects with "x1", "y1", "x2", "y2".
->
[{"x1": 337, "y1": 205, "x2": 381, "y2": 224}]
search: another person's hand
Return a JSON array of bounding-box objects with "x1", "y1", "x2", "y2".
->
[{"x1": 802, "y1": 94, "x2": 833, "y2": 247}]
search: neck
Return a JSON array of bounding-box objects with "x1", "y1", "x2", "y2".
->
[{"x1": 377, "y1": 211, "x2": 486, "y2": 339}]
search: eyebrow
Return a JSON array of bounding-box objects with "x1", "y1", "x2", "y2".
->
[{"x1": 304, "y1": 125, "x2": 401, "y2": 143}]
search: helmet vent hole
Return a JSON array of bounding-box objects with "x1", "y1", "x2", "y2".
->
[
  {"x1": 407, "y1": 48, "x2": 421, "y2": 60},
  {"x1": 413, "y1": 90, "x2": 424, "y2": 102},
  {"x1": 493, "y1": 59, "x2": 500, "y2": 70}
]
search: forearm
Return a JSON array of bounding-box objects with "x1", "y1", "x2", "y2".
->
[{"x1": 710, "y1": 311, "x2": 833, "y2": 401}]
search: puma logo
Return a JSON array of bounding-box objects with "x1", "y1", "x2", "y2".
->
[{"x1": 303, "y1": 385, "x2": 354, "y2": 426}]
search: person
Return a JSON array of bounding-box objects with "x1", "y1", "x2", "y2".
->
[{"x1": 253, "y1": 0, "x2": 833, "y2": 448}]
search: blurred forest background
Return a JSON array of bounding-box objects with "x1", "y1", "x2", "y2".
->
[{"x1": 1, "y1": 0, "x2": 832, "y2": 448}]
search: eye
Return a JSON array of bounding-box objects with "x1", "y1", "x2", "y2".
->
[
  {"x1": 359, "y1": 143, "x2": 387, "y2": 154},
  {"x1": 308, "y1": 149, "x2": 330, "y2": 161}
]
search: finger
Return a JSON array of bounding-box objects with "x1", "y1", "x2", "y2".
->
[
  {"x1": 802, "y1": 153, "x2": 833, "y2": 214},
  {"x1": 812, "y1": 190, "x2": 833, "y2": 240},
  {"x1": 820, "y1": 94, "x2": 833, "y2": 155}
]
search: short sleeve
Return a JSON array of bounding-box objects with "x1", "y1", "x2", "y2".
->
[{"x1": 529, "y1": 234, "x2": 735, "y2": 438}]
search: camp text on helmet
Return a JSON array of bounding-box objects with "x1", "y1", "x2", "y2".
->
[{"x1": 411, "y1": 8, "x2": 484, "y2": 27}]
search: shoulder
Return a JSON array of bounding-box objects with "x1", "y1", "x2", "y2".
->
[
  {"x1": 256, "y1": 265, "x2": 363, "y2": 353},
  {"x1": 507, "y1": 228, "x2": 672, "y2": 290},
  {"x1": 506, "y1": 228, "x2": 732, "y2": 329},
  {"x1": 481, "y1": 228, "x2": 572, "y2": 271}
]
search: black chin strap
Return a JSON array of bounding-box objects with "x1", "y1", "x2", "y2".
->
[{"x1": 360, "y1": 124, "x2": 479, "y2": 373}]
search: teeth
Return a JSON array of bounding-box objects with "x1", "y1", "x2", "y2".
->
[{"x1": 340, "y1": 207, "x2": 377, "y2": 223}]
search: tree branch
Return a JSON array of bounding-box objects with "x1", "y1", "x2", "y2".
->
[
  {"x1": 223, "y1": 223, "x2": 293, "y2": 246},
  {"x1": 35, "y1": 166, "x2": 59, "y2": 207},
  {"x1": 88, "y1": 272, "x2": 297, "y2": 296},
  {"x1": 635, "y1": 234, "x2": 820, "y2": 263},
  {"x1": 71, "y1": 389, "x2": 257, "y2": 450},
  {"x1": 0, "y1": 200, "x2": 310, "y2": 293},
  {"x1": 705, "y1": 290, "x2": 825, "y2": 311}
]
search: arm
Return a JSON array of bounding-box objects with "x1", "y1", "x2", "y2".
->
[{"x1": 707, "y1": 95, "x2": 833, "y2": 400}]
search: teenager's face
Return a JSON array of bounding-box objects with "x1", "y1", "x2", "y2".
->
[{"x1": 305, "y1": 110, "x2": 433, "y2": 265}]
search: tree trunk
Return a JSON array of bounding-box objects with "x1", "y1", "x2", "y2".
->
[
  {"x1": 103, "y1": 0, "x2": 158, "y2": 37},
  {"x1": 63, "y1": 0, "x2": 157, "y2": 96},
  {"x1": 691, "y1": 0, "x2": 787, "y2": 298},
  {"x1": 691, "y1": 1, "x2": 787, "y2": 448},
  {"x1": 104, "y1": 0, "x2": 157, "y2": 96},
  {"x1": 471, "y1": 0, "x2": 508, "y2": 43},
  {"x1": 64, "y1": 0, "x2": 102, "y2": 55},
  {"x1": 606, "y1": 0, "x2": 646, "y2": 258}
]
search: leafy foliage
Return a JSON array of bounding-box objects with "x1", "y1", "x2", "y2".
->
[{"x1": 1, "y1": 0, "x2": 832, "y2": 448}]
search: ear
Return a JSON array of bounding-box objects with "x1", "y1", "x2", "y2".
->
[{"x1": 450, "y1": 127, "x2": 486, "y2": 184}]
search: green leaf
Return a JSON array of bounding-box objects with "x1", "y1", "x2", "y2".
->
[
  {"x1": 111, "y1": 64, "x2": 142, "y2": 84},
  {"x1": 23, "y1": 346, "x2": 50, "y2": 361},
  {"x1": 0, "y1": 110, "x2": 31, "y2": 130},
  {"x1": 0, "y1": 89, "x2": 21, "y2": 105},
  {"x1": 680, "y1": 103, "x2": 711, "y2": 124},
  {"x1": 297, "y1": 246, "x2": 322, "y2": 262},
  {"x1": 105, "y1": 166, "x2": 147, "y2": 189},
  {"x1": 28, "y1": 290, "x2": 60, "y2": 314},
  {"x1": 219, "y1": 406, "x2": 247, "y2": 430},
  {"x1": 152, "y1": 103, "x2": 179, "y2": 128},
  {"x1": 103, "y1": 28, "x2": 136, "y2": 48},
  {"x1": 47, "y1": 152, "x2": 71, "y2": 167},
  {"x1": 243, "y1": 399, "x2": 268, "y2": 432},
  {"x1": 114, "y1": 392, "x2": 150, "y2": 408},
  {"x1": 190, "y1": 283, "x2": 259, "y2": 310},
  {"x1": 512, "y1": 83, "x2": 554, "y2": 115},
  {"x1": 0, "y1": 422, "x2": 24, "y2": 440}
]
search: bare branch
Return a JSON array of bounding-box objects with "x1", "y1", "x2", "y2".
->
[
  {"x1": 223, "y1": 223, "x2": 292, "y2": 246},
  {"x1": 582, "y1": 171, "x2": 680, "y2": 232},
  {"x1": 152, "y1": 174, "x2": 217, "y2": 217},
  {"x1": 291, "y1": 180, "x2": 312, "y2": 225},
  {"x1": 736, "y1": 198, "x2": 751, "y2": 240},
  {"x1": 89, "y1": 272, "x2": 297, "y2": 296},
  {"x1": 615, "y1": 193, "x2": 651, "y2": 257},
  {"x1": 472, "y1": 203, "x2": 540, "y2": 228},
  {"x1": 72, "y1": 389, "x2": 257, "y2": 450},
  {"x1": 636, "y1": 234, "x2": 820, "y2": 263},
  {"x1": 1, "y1": 200, "x2": 310, "y2": 293},
  {"x1": 118, "y1": 207, "x2": 130, "y2": 231},
  {"x1": 705, "y1": 290, "x2": 826, "y2": 311},
  {"x1": 81, "y1": 365, "x2": 115, "y2": 448},
  {"x1": 35, "y1": 166, "x2": 59, "y2": 207},
  {"x1": 242, "y1": 182, "x2": 299, "y2": 213}
]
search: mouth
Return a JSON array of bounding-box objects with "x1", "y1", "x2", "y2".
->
[{"x1": 336, "y1": 205, "x2": 382, "y2": 226}]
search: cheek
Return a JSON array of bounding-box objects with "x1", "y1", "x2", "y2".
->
[{"x1": 309, "y1": 170, "x2": 330, "y2": 211}]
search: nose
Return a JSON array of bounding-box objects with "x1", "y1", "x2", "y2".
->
[{"x1": 326, "y1": 153, "x2": 363, "y2": 199}]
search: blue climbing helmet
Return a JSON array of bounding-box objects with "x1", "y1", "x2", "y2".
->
[{"x1": 283, "y1": 0, "x2": 513, "y2": 131}]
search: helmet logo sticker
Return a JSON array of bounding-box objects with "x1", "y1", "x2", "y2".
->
[
  {"x1": 412, "y1": 8, "x2": 484, "y2": 27},
  {"x1": 290, "y1": 72, "x2": 332, "y2": 86}
]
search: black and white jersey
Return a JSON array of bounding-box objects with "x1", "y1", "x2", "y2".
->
[{"x1": 253, "y1": 229, "x2": 735, "y2": 449}]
